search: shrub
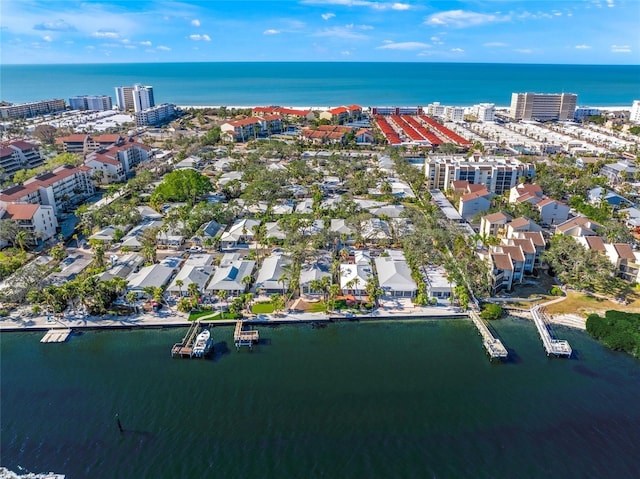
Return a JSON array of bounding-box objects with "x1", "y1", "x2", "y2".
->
[
  {"x1": 480, "y1": 303, "x2": 503, "y2": 320},
  {"x1": 550, "y1": 286, "x2": 564, "y2": 296}
]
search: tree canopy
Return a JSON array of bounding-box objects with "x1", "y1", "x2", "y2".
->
[{"x1": 150, "y1": 169, "x2": 213, "y2": 205}]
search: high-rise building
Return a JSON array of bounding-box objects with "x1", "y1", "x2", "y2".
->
[
  {"x1": 134, "y1": 104, "x2": 175, "y2": 126},
  {"x1": 509, "y1": 93, "x2": 577, "y2": 121},
  {"x1": 0, "y1": 99, "x2": 66, "y2": 120},
  {"x1": 630, "y1": 100, "x2": 640, "y2": 124},
  {"x1": 69, "y1": 95, "x2": 113, "y2": 111},
  {"x1": 115, "y1": 84, "x2": 155, "y2": 112}
]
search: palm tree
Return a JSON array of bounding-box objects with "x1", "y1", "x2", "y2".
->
[
  {"x1": 93, "y1": 244, "x2": 106, "y2": 268},
  {"x1": 187, "y1": 282, "x2": 200, "y2": 300},
  {"x1": 241, "y1": 274, "x2": 253, "y2": 293},
  {"x1": 15, "y1": 230, "x2": 29, "y2": 252},
  {"x1": 175, "y1": 279, "x2": 184, "y2": 297},
  {"x1": 217, "y1": 289, "x2": 228, "y2": 318}
]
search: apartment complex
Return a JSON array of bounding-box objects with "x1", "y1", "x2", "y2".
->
[
  {"x1": 85, "y1": 139, "x2": 151, "y2": 183},
  {"x1": 0, "y1": 165, "x2": 95, "y2": 216},
  {"x1": 424, "y1": 152, "x2": 534, "y2": 195},
  {"x1": 509, "y1": 92, "x2": 577, "y2": 121},
  {"x1": 0, "y1": 203, "x2": 58, "y2": 247},
  {"x1": 0, "y1": 141, "x2": 45, "y2": 179},
  {"x1": 134, "y1": 103, "x2": 176, "y2": 126},
  {"x1": 55, "y1": 134, "x2": 124, "y2": 155},
  {"x1": 115, "y1": 84, "x2": 155, "y2": 112},
  {"x1": 69, "y1": 95, "x2": 113, "y2": 111},
  {"x1": 630, "y1": 100, "x2": 640, "y2": 124},
  {"x1": 0, "y1": 99, "x2": 66, "y2": 120}
]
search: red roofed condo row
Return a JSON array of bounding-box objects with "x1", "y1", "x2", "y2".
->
[{"x1": 0, "y1": 140, "x2": 45, "y2": 179}]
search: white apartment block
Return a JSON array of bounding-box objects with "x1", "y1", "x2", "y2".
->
[
  {"x1": 69, "y1": 95, "x2": 113, "y2": 111},
  {"x1": 134, "y1": 103, "x2": 175, "y2": 126},
  {"x1": 444, "y1": 106, "x2": 465, "y2": 122},
  {"x1": 0, "y1": 165, "x2": 95, "y2": 216},
  {"x1": 115, "y1": 84, "x2": 155, "y2": 112},
  {"x1": 0, "y1": 99, "x2": 66, "y2": 120},
  {"x1": 473, "y1": 103, "x2": 496, "y2": 122},
  {"x1": 0, "y1": 141, "x2": 45, "y2": 179},
  {"x1": 427, "y1": 102, "x2": 446, "y2": 118},
  {"x1": 509, "y1": 92, "x2": 577, "y2": 121},
  {"x1": 0, "y1": 203, "x2": 58, "y2": 246},
  {"x1": 85, "y1": 140, "x2": 151, "y2": 183},
  {"x1": 424, "y1": 152, "x2": 534, "y2": 195},
  {"x1": 630, "y1": 100, "x2": 640, "y2": 124}
]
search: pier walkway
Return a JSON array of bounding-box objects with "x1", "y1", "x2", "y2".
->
[
  {"x1": 41, "y1": 328, "x2": 72, "y2": 343},
  {"x1": 469, "y1": 311, "x2": 508, "y2": 359},
  {"x1": 530, "y1": 305, "x2": 572, "y2": 357},
  {"x1": 234, "y1": 320, "x2": 259, "y2": 350},
  {"x1": 171, "y1": 320, "x2": 201, "y2": 358}
]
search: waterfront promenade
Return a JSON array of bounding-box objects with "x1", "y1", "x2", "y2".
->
[{"x1": 0, "y1": 299, "x2": 466, "y2": 332}]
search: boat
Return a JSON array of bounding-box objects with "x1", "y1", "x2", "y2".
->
[{"x1": 192, "y1": 329, "x2": 213, "y2": 358}]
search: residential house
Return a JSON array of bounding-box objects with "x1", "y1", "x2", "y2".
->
[
  {"x1": 536, "y1": 198, "x2": 570, "y2": 226},
  {"x1": 424, "y1": 265, "x2": 454, "y2": 303},
  {"x1": 600, "y1": 160, "x2": 638, "y2": 183},
  {"x1": 508, "y1": 183, "x2": 544, "y2": 204},
  {"x1": 480, "y1": 211, "x2": 512, "y2": 238},
  {"x1": 205, "y1": 253, "x2": 255, "y2": 297},
  {"x1": 254, "y1": 252, "x2": 290, "y2": 294},
  {"x1": 587, "y1": 187, "x2": 633, "y2": 210},
  {"x1": 374, "y1": 250, "x2": 417, "y2": 298},
  {"x1": 220, "y1": 219, "x2": 260, "y2": 249},
  {"x1": 126, "y1": 264, "x2": 174, "y2": 297},
  {"x1": 166, "y1": 263, "x2": 213, "y2": 297},
  {"x1": 555, "y1": 216, "x2": 601, "y2": 237},
  {"x1": 505, "y1": 217, "x2": 541, "y2": 238},
  {"x1": 299, "y1": 253, "x2": 332, "y2": 295},
  {"x1": 458, "y1": 187, "x2": 492, "y2": 220},
  {"x1": 604, "y1": 243, "x2": 640, "y2": 283}
]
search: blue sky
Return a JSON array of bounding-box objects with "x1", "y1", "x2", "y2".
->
[{"x1": 1, "y1": 0, "x2": 638, "y2": 64}]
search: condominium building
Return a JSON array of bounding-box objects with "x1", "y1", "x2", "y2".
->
[
  {"x1": 85, "y1": 139, "x2": 151, "y2": 183},
  {"x1": 509, "y1": 92, "x2": 577, "y2": 121},
  {"x1": 0, "y1": 140, "x2": 45, "y2": 179},
  {"x1": 0, "y1": 164, "x2": 95, "y2": 216},
  {"x1": 0, "y1": 203, "x2": 58, "y2": 246},
  {"x1": 472, "y1": 103, "x2": 496, "y2": 122},
  {"x1": 134, "y1": 103, "x2": 175, "y2": 126},
  {"x1": 69, "y1": 95, "x2": 113, "y2": 111},
  {"x1": 630, "y1": 100, "x2": 640, "y2": 124},
  {"x1": 0, "y1": 99, "x2": 66, "y2": 120},
  {"x1": 444, "y1": 106, "x2": 465, "y2": 122},
  {"x1": 115, "y1": 84, "x2": 155, "y2": 112},
  {"x1": 424, "y1": 152, "x2": 534, "y2": 195}
]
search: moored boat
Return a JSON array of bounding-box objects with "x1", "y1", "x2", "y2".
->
[{"x1": 192, "y1": 329, "x2": 212, "y2": 358}]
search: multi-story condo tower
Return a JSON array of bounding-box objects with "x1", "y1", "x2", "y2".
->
[
  {"x1": 115, "y1": 84, "x2": 155, "y2": 112},
  {"x1": 630, "y1": 100, "x2": 640, "y2": 124},
  {"x1": 509, "y1": 93, "x2": 577, "y2": 121},
  {"x1": 0, "y1": 99, "x2": 66, "y2": 120},
  {"x1": 69, "y1": 95, "x2": 113, "y2": 111}
]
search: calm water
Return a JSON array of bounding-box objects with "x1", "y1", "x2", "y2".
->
[
  {"x1": 2, "y1": 318, "x2": 640, "y2": 478},
  {"x1": 1, "y1": 62, "x2": 639, "y2": 106}
]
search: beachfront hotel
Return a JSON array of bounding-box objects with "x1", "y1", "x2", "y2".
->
[{"x1": 509, "y1": 92, "x2": 577, "y2": 121}]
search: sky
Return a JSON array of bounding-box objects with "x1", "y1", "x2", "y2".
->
[{"x1": 1, "y1": 0, "x2": 638, "y2": 65}]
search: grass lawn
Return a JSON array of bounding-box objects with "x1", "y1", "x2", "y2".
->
[
  {"x1": 188, "y1": 310, "x2": 243, "y2": 321},
  {"x1": 251, "y1": 302, "x2": 275, "y2": 314},
  {"x1": 307, "y1": 302, "x2": 326, "y2": 313},
  {"x1": 544, "y1": 290, "x2": 640, "y2": 316}
]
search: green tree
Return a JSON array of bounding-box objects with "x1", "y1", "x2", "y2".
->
[{"x1": 150, "y1": 169, "x2": 213, "y2": 205}]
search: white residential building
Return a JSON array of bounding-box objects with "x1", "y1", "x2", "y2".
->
[
  {"x1": 0, "y1": 141, "x2": 45, "y2": 179},
  {"x1": 69, "y1": 95, "x2": 113, "y2": 111},
  {"x1": 509, "y1": 92, "x2": 577, "y2": 121},
  {"x1": 630, "y1": 100, "x2": 640, "y2": 124},
  {"x1": 374, "y1": 250, "x2": 417, "y2": 298},
  {"x1": 0, "y1": 203, "x2": 58, "y2": 246},
  {"x1": 135, "y1": 104, "x2": 175, "y2": 126}
]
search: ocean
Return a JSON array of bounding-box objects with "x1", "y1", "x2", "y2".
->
[
  {"x1": 1, "y1": 62, "x2": 639, "y2": 107},
  {"x1": 2, "y1": 318, "x2": 640, "y2": 478}
]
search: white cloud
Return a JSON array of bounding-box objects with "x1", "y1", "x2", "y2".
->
[
  {"x1": 314, "y1": 26, "x2": 368, "y2": 39},
  {"x1": 301, "y1": 1, "x2": 410, "y2": 10},
  {"x1": 34, "y1": 19, "x2": 76, "y2": 32},
  {"x1": 611, "y1": 44, "x2": 631, "y2": 53},
  {"x1": 514, "y1": 48, "x2": 533, "y2": 54},
  {"x1": 450, "y1": 47, "x2": 464, "y2": 52},
  {"x1": 575, "y1": 44, "x2": 591, "y2": 49},
  {"x1": 191, "y1": 19, "x2": 201, "y2": 26},
  {"x1": 140, "y1": 41, "x2": 152, "y2": 46},
  {"x1": 264, "y1": 29, "x2": 281, "y2": 35},
  {"x1": 425, "y1": 10, "x2": 510, "y2": 28},
  {"x1": 321, "y1": 13, "x2": 335, "y2": 20},
  {"x1": 92, "y1": 30, "x2": 119, "y2": 39},
  {"x1": 431, "y1": 36, "x2": 444, "y2": 45},
  {"x1": 358, "y1": 24, "x2": 374, "y2": 30},
  {"x1": 606, "y1": 0, "x2": 615, "y2": 7},
  {"x1": 42, "y1": 35, "x2": 53, "y2": 42},
  {"x1": 124, "y1": 45, "x2": 137, "y2": 50},
  {"x1": 377, "y1": 41, "x2": 430, "y2": 50},
  {"x1": 483, "y1": 42, "x2": 508, "y2": 47},
  {"x1": 157, "y1": 45, "x2": 171, "y2": 51},
  {"x1": 341, "y1": 50, "x2": 351, "y2": 55},
  {"x1": 189, "y1": 34, "x2": 211, "y2": 41}
]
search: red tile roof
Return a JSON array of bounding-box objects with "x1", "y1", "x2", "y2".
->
[
  {"x1": 9, "y1": 140, "x2": 37, "y2": 150},
  {"x1": 2, "y1": 202, "x2": 39, "y2": 220},
  {"x1": 56, "y1": 134, "x2": 88, "y2": 144},
  {"x1": 492, "y1": 252, "x2": 514, "y2": 271}
]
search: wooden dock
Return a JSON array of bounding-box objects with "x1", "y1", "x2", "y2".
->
[
  {"x1": 469, "y1": 311, "x2": 508, "y2": 359},
  {"x1": 41, "y1": 328, "x2": 72, "y2": 343},
  {"x1": 171, "y1": 320, "x2": 201, "y2": 358},
  {"x1": 531, "y1": 306, "x2": 572, "y2": 357},
  {"x1": 234, "y1": 320, "x2": 259, "y2": 351}
]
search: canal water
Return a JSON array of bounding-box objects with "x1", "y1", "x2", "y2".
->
[{"x1": 2, "y1": 318, "x2": 639, "y2": 478}]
